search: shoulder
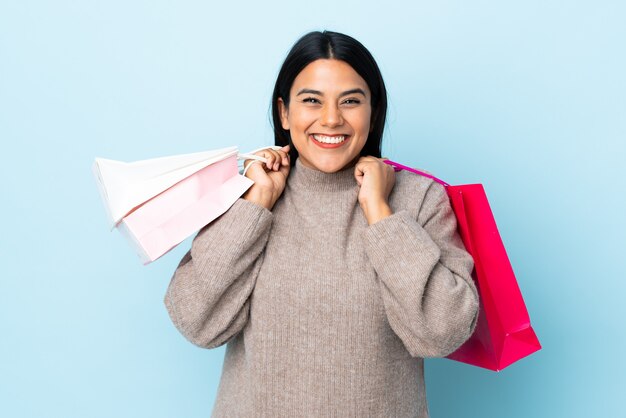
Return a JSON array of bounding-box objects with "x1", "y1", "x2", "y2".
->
[
  {"x1": 388, "y1": 165, "x2": 448, "y2": 219},
  {"x1": 392, "y1": 165, "x2": 439, "y2": 197}
]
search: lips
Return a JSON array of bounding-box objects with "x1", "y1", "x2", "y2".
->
[
  {"x1": 311, "y1": 133, "x2": 349, "y2": 141},
  {"x1": 309, "y1": 133, "x2": 351, "y2": 149}
]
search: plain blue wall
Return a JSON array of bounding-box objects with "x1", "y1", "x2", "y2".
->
[{"x1": 1, "y1": 1, "x2": 624, "y2": 417}]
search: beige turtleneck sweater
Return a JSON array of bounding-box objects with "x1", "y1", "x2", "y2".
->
[{"x1": 164, "y1": 157, "x2": 479, "y2": 417}]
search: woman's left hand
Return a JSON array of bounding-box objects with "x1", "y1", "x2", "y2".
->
[{"x1": 354, "y1": 156, "x2": 396, "y2": 225}]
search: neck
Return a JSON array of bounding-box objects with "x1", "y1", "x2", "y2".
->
[{"x1": 288, "y1": 157, "x2": 358, "y2": 192}]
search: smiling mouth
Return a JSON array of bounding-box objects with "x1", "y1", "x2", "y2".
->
[{"x1": 310, "y1": 134, "x2": 349, "y2": 144}]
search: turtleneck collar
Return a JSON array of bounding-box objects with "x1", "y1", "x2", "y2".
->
[{"x1": 287, "y1": 157, "x2": 358, "y2": 193}]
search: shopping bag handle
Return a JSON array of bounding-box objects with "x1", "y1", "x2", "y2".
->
[
  {"x1": 238, "y1": 145, "x2": 285, "y2": 176},
  {"x1": 383, "y1": 159, "x2": 450, "y2": 187}
]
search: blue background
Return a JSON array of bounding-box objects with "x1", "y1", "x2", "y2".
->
[{"x1": 1, "y1": 1, "x2": 624, "y2": 417}]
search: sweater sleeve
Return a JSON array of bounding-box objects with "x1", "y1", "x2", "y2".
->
[
  {"x1": 362, "y1": 181, "x2": 479, "y2": 358},
  {"x1": 163, "y1": 197, "x2": 273, "y2": 349}
]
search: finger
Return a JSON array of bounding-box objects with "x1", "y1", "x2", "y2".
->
[
  {"x1": 274, "y1": 148, "x2": 289, "y2": 167},
  {"x1": 355, "y1": 157, "x2": 373, "y2": 172},
  {"x1": 354, "y1": 167, "x2": 363, "y2": 186},
  {"x1": 254, "y1": 149, "x2": 271, "y2": 158},
  {"x1": 265, "y1": 150, "x2": 281, "y2": 171},
  {"x1": 279, "y1": 144, "x2": 290, "y2": 163},
  {"x1": 244, "y1": 158, "x2": 262, "y2": 170},
  {"x1": 243, "y1": 159, "x2": 265, "y2": 177},
  {"x1": 353, "y1": 162, "x2": 365, "y2": 178},
  {"x1": 354, "y1": 156, "x2": 367, "y2": 171},
  {"x1": 276, "y1": 149, "x2": 289, "y2": 166},
  {"x1": 262, "y1": 151, "x2": 275, "y2": 170},
  {"x1": 268, "y1": 150, "x2": 281, "y2": 170}
]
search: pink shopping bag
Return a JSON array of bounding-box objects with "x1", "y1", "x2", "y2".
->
[
  {"x1": 118, "y1": 154, "x2": 253, "y2": 264},
  {"x1": 384, "y1": 160, "x2": 541, "y2": 371}
]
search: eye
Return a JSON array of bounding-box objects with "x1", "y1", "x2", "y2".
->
[
  {"x1": 302, "y1": 97, "x2": 320, "y2": 104},
  {"x1": 343, "y1": 98, "x2": 361, "y2": 105}
]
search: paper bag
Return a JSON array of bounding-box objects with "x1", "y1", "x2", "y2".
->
[
  {"x1": 93, "y1": 145, "x2": 280, "y2": 264},
  {"x1": 384, "y1": 160, "x2": 541, "y2": 371},
  {"x1": 117, "y1": 154, "x2": 253, "y2": 264}
]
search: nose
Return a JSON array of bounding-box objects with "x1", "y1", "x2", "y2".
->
[{"x1": 320, "y1": 103, "x2": 343, "y2": 127}]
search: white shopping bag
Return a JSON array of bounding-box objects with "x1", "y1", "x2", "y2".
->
[{"x1": 93, "y1": 145, "x2": 281, "y2": 264}]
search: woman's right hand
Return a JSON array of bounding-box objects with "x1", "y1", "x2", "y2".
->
[{"x1": 242, "y1": 145, "x2": 291, "y2": 210}]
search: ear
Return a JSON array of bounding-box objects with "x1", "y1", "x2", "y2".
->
[{"x1": 278, "y1": 97, "x2": 290, "y2": 130}]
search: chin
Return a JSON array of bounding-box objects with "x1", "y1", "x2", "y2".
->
[{"x1": 315, "y1": 159, "x2": 349, "y2": 173}]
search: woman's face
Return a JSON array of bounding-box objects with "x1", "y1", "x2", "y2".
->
[{"x1": 278, "y1": 59, "x2": 372, "y2": 173}]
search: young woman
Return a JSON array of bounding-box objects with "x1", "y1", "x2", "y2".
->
[{"x1": 164, "y1": 30, "x2": 479, "y2": 417}]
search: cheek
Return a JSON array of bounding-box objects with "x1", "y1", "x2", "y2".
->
[
  {"x1": 291, "y1": 111, "x2": 316, "y2": 132},
  {"x1": 354, "y1": 109, "x2": 372, "y2": 134},
  {"x1": 288, "y1": 116, "x2": 312, "y2": 145},
  {"x1": 290, "y1": 113, "x2": 305, "y2": 128}
]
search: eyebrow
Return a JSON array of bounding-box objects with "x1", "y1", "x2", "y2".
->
[{"x1": 296, "y1": 88, "x2": 367, "y2": 98}]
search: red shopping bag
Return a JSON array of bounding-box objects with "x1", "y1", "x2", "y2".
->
[{"x1": 384, "y1": 160, "x2": 541, "y2": 371}]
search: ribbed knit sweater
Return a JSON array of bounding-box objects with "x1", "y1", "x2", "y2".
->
[{"x1": 164, "y1": 157, "x2": 479, "y2": 417}]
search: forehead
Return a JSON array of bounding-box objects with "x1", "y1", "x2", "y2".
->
[{"x1": 291, "y1": 59, "x2": 370, "y2": 94}]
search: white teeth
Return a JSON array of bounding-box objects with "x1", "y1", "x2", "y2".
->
[{"x1": 312, "y1": 134, "x2": 346, "y2": 144}]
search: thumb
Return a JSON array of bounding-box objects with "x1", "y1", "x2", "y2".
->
[{"x1": 354, "y1": 163, "x2": 364, "y2": 186}]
